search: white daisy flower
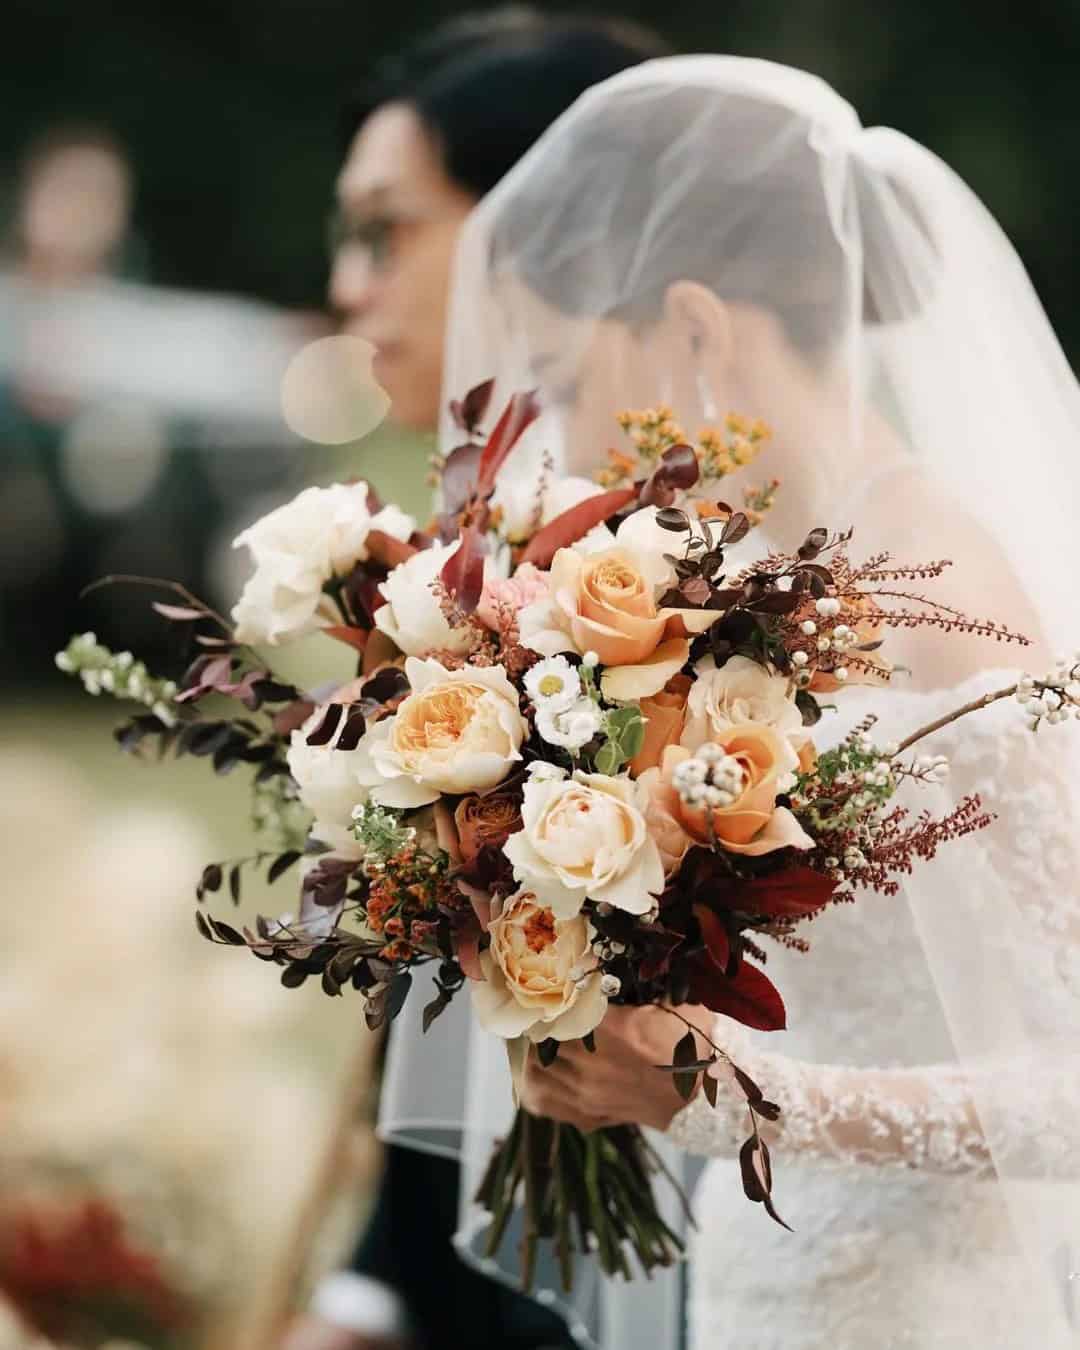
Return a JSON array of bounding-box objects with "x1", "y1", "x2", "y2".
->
[{"x1": 524, "y1": 655, "x2": 582, "y2": 712}]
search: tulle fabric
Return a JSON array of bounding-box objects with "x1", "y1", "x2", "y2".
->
[{"x1": 382, "y1": 55, "x2": 1080, "y2": 1346}]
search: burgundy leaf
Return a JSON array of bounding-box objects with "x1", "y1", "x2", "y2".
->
[
  {"x1": 720, "y1": 512, "x2": 751, "y2": 546},
  {"x1": 519, "y1": 486, "x2": 637, "y2": 568},
  {"x1": 440, "y1": 441, "x2": 484, "y2": 516},
  {"x1": 450, "y1": 378, "x2": 496, "y2": 433},
  {"x1": 361, "y1": 665, "x2": 411, "y2": 706},
  {"x1": 474, "y1": 390, "x2": 541, "y2": 498},
  {"x1": 441, "y1": 524, "x2": 487, "y2": 614},
  {"x1": 659, "y1": 443, "x2": 701, "y2": 489},
  {"x1": 306, "y1": 703, "x2": 343, "y2": 746},
  {"x1": 639, "y1": 928, "x2": 685, "y2": 981},
  {"x1": 335, "y1": 706, "x2": 368, "y2": 751},
  {"x1": 679, "y1": 575, "x2": 712, "y2": 607},
  {"x1": 717, "y1": 867, "x2": 835, "y2": 920},
  {"x1": 693, "y1": 903, "x2": 731, "y2": 972},
  {"x1": 688, "y1": 953, "x2": 787, "y2": 1031}
]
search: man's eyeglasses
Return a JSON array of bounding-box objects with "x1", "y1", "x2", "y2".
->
[{"x1": 326, "y1": 206, "x2": 434, "y2": 271}]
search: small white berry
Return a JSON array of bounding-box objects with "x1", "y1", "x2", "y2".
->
[
  {"x1": 834, "y1": 667, "x2": 849, "y2": 682},
  {"x1": 817, "y1": 637, "x2": 832, "y2": 652},
  {"x1": 801, "y1": 620, "x2": 817, "y2": 636},
  {"x1": 600, "y1": 974, "x2": 622, "y2": 997},
  {"x1": 582, "y1": 650, "x2": 599, "y2": 668},
  {"x1": 815, "y1": 597, "x2": 841, "y2": 618},
  {"x1": 792, "y1": 650, "x2": 809, "y2": 668}
]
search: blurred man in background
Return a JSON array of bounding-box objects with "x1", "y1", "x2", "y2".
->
[{"x1": 287, "y1": 11, "x2": 670, "y2": 1349}]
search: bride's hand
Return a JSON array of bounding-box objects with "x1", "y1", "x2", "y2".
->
[{"x1": 519, "y1": 1004, "x2": 715, "y2": 1132}]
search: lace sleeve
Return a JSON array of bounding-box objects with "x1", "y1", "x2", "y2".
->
[{"x1": 666, "y1": 1030, "x2": 995, "y2": 1175}]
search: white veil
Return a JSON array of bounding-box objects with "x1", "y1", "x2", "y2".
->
[{"x1": 381, "y1": 56, "x2": 1080, "y2": 1346}]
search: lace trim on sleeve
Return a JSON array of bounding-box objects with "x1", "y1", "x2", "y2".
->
[{"x1": 667, "y1": 1034, "x2": 996, "y2": 1176}]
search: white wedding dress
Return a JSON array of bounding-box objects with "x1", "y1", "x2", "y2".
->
[{"x1": 666, "y1": 668, "x2": 1080, "y2": 1349}]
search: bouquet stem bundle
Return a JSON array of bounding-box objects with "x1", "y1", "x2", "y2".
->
[{"x1": 476, "y1": 1110, "x2": 688, "y2": 1294}]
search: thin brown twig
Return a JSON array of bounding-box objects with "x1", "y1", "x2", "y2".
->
[{"x1": 896, "y1": 683, "x2": 1018, "y2": 753}]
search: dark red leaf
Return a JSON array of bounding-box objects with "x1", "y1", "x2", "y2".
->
[
  {"x1": 474, "y1": 390, "x2": 541, "y2": 498},
  {"x1": 306, "y1": 703, "x2": 343, "y2": 746},
  {"x1": 640, "y1": 443, "x2": 700, "y2": 506},
  {"x1": 335, "y1": 706, "x2": 367, "y2": 751},
  {"x1": 688, "y1": 954, "x2": 787, "y2": 1031},
  {"x1": 519, "y1": 486, "x2": 637, "y2": 569},
  {"x1": 693, "y1": 904, "x2": 731, "y2": 972},
  {"x1": 639, "y1": 929, "x2": 684, "y2": 981},
  {"x1": 441, "y1": 524, "x2": 487, "y2": 614},
  {"x1": 720, "y1": 512, "x2": 751, "y2": 546},
  {"x1": 440, "y1": 441, "x2": 484, "y2": 516},
  {"x1": 721, "y1": 867, "x2": 835, "y2": 920},
  {"x1": 679, "y1": 575, "x2": 712, "y2": 607},
  {"x1": 450, "y1": 378, "x2": 496, "y2": 433},
  {"x1": 360, "y1": 666, "x2": 411, "y2": 706}
]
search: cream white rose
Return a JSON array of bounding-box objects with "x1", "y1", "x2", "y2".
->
[
  {"x1": 231, "y1": 482, "x2": 415, "y2": 645},
  {"x1": 470, "y1": 891, "x2": 607, "y2": 1042},
  {"x1": 374, "y1": 539, "x2": 475, "y2": 657},
  {"x1": 503, "y1": 771, "x2": 665, "y2": 918},
  {"x1": 287, "y1": 705, "x2": 369, "y2": 856},
  {"x1": 683, "y1": 655, "x2": 808, "y2": 763},
  {"x1": 354, "y1": 657, "x2": 527, "y2": 808}
]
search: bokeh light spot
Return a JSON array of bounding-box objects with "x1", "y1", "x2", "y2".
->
[{"x1": 279, "y1": 335, "x2": 390, "y2": 445}]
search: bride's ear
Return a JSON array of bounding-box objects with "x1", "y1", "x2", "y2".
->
[{"x1": 663, "y1": 280, "x2": 734, "y2": 370}]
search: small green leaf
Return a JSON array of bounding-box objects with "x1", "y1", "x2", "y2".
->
[
  {"x1": 594, "y1": 741, "x2": 622, "y2": 775},
  {"x1": 620, "y1": 716, "x2": 646, "y2": 761}
]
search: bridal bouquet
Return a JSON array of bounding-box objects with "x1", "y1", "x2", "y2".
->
[{"x1": 59, "y1": 382, "x2": 1079, "y2": 1293}]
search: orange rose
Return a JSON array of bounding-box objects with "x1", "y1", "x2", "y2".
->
[
  {"x1": 629, "y1": 674, "x2": 691, "y2": 777},
  {"x1": 519, "y1": 546, "x2": 714, "y2": 701},
  {"x1": 640, "y1": 727, "x2": 814, "y2": 860}
]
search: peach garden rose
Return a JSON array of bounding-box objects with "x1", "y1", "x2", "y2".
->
[
  {"x1": 354, "y1": 656, "x2": 527, "y2": 809},
  {"x1": 503, "y1": 770, "x2": 665, "y2": 918},
  {"x1": 470, "y1": 891, "x2": 607, "y2": 1043}
]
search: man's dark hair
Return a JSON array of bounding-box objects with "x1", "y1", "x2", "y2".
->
[{"x1": 340, "y1": 6, "x2": 671, "y2": 198}]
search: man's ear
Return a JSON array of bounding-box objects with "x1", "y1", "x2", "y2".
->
[{"x1": 663, "y1": 280, "x2": 734, "y2": 370}]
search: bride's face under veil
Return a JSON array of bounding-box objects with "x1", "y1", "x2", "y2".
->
[{"x1": 430, "y1": 56, "x2": 1080, "y2": 1345}]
